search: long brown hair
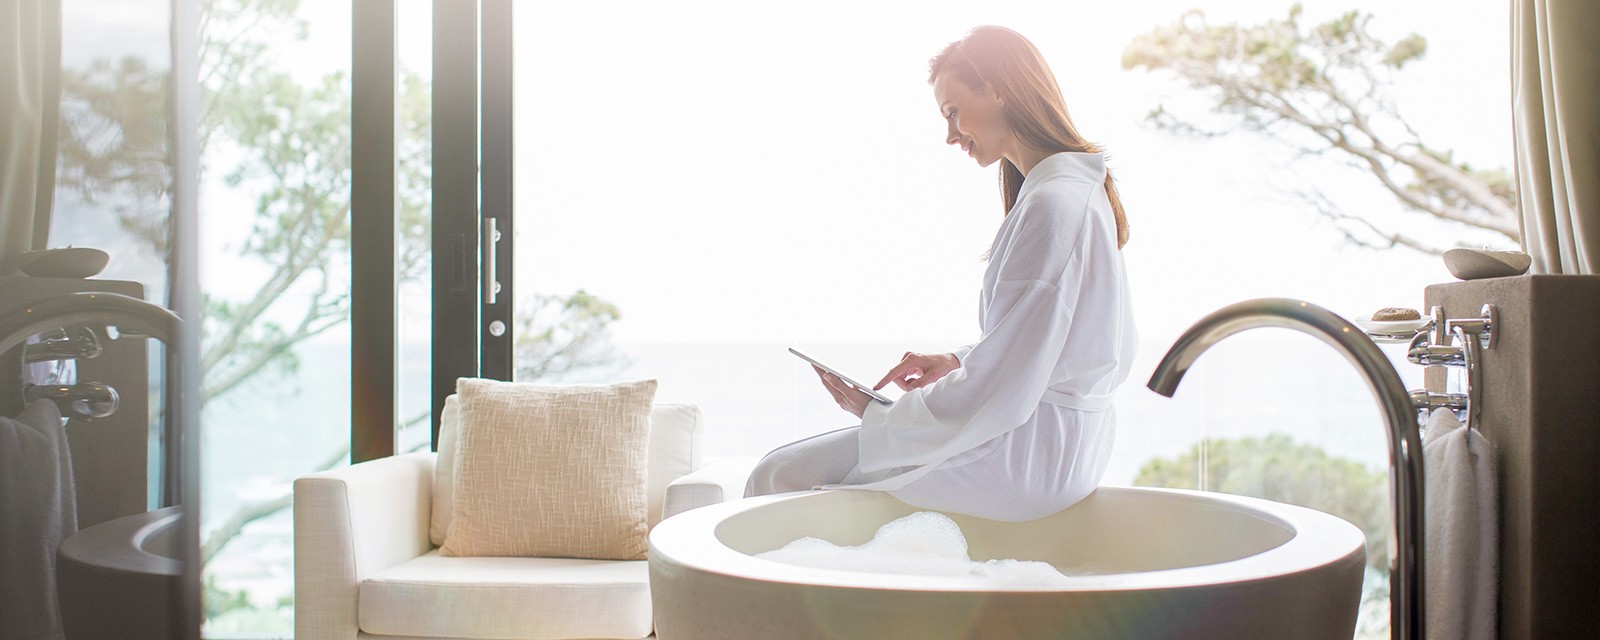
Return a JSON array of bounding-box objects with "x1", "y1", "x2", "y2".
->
[{"x1": 930, "y1": 26, "x2": 1129, "y2": 248}]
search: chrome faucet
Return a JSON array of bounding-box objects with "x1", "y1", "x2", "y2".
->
[
  {"x1": 23, "y1": 326, "x2": 104, "y2": 363},
  {"x1": 1146, "y1": 298, "x2": 1425, "y2": 640}
]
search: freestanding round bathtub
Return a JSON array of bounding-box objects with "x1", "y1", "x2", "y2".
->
[{"x1": 648, "y1": 487, "x2": 1365, "y2": 640}]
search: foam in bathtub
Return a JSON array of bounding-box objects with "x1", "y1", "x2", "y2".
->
[{"x1": 755, "y1": 511, "x2": 1070, "y2": 584}]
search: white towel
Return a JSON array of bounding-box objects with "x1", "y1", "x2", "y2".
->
[{"x1": 1423, "y1": 407, "x2": 1497, "y2": 640}]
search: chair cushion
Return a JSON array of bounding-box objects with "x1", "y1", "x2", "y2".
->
[
  {"x1": 359, "y1": 550, "x2": 651, "y2": 639},
  {"x1": 431, "y1": 399, "x2": 703, "y2": 547},
  {"x1": 442, "y1": 378, "x2": 656, "y2": 560},
  {"x1": 643, "y1": 403, "x2": 702, "y2": 525}
]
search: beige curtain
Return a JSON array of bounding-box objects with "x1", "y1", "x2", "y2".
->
[
  {"x1": 1, "y1": 1, "x2": 60, "y2": 273},
  {"x1": 1513, "y1": 0, "x2": 1600, "y2": 274}
]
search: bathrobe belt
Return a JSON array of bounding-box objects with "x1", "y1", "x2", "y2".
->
[{"x1": 1038, "y1": 388, "x2": 1113, "y2": 412}]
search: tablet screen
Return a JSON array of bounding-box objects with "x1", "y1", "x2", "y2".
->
[{"x1": 788, "y1": 347, "x2": 893, "y2": 405}]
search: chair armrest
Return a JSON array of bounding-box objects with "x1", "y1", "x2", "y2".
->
[
  {"x1": 294, "y1": 452, "x2": 435, "y2": 640},
  {"x1": 661, "y1": 456, "x2": 758, "y2": 521}
]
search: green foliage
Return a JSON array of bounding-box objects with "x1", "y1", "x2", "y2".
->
[
  {"x1": 58, "y1": 0, "x2": 629, "y2": 401},
  {"x1": 1134, "y1": 434, "x2": 1390, "y2": 571},
  {"x1": 1383, "y1": 33, "x2": 1427, "y2": 69},
  {"x1": 1122, "y1": 5, "x2": 1425, "y2": 96},
  {"x1": 202, "y1": 575, "x2": 252, "y2": 621},
  {"x1": 56, "y1": 57, "x2": 172, "y2": 251}
]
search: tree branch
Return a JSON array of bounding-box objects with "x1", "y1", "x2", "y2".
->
[
  {"x1": 1295, "y1": 188, "x2": 1449, "y2": 255},
  {"x1": 199, "y1": 443, "x2": 347, "y2": 564},
  {"x1": 199, "y1": 408, "x2": 432, "y2": 563},
  {"x1": 1125, "y1": 8, "x2": 1521, "y2": 253}
]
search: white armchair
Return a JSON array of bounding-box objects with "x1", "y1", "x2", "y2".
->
[{"x1": 293, "y1": 400, "x2": 753, "y2": 640}]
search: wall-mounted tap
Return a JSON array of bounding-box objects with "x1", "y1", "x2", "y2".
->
[
  {"x1": 1146, "y1": 298, "x2": 1426, "y2": 640},
  {"x1": 1404, "y1": 304, "x2": 1496, "y2": 431},
  {"x1": 23, "y1": 326, "x2": 104, "y2": 363}
]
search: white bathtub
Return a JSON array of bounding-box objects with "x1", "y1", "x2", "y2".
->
[{"x1": 649, "y1": 486, "x2": 1366, "y2": 639}]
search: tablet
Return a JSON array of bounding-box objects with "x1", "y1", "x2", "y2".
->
[{"x1": 789, "y1": 347, "x2": 894, "y2": 405}]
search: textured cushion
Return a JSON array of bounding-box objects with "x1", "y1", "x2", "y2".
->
[
  {"x1": 441, "y1": 378, "x2": 657, "y2": 560},
  {"x1": 431, "y1": 397, "x2": 703, "y2": 547},
  {"x1": 359, "y1": 550, "x2": 652, "y2": 639}
]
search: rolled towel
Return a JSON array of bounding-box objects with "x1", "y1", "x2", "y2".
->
[{"x1": 1423, "y1": 407, "x2": 1497, "y2": 640}]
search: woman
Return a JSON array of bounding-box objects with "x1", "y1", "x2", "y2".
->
[{"x1": 744, "y1": 26, "x2": 1137, "y2": 522}]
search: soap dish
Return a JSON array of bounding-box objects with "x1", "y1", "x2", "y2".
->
[
  {"x1": 1443, "y1": 248, "x2": 1531, "y2": 280},
  {"x1": 17, "y1": 247, "x2": 109, "y2": 279},
  {"x1": 1354, "y1": 315, "x2": 1432, "y2": 343}
]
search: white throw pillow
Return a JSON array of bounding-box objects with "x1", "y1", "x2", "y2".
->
[
  {"x1": 440, "y1": 378, "x2": 657, "y2": 560},
  {"x1": 431, "y1": 397, "x2": 703, "y2": 546}
]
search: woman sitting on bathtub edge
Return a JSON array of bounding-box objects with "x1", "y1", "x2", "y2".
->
[{"x1": 744, "y1": 25, "x2": 1138, "y2": 522}]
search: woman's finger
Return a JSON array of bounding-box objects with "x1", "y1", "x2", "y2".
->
[{"x1": 875, "y1": 360, "x2": 917, "y2": 391}]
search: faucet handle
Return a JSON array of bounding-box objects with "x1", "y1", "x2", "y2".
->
[
  {"x1": 1445, "y1": 304, "x2": 1497, "y2": 350},
  {"x1": 23, "y1": 326, "x2": 103, "y2": 363},
  {"x1": 25, "y1": 381, "x2": 120, "y2": 419}
]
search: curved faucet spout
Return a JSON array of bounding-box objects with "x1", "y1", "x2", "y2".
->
[{"x1": 1146, "y1": 298, "x2": 1424, "y2": 640}]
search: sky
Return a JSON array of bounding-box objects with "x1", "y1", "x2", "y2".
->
[
  {"x1": 500, "y1": 0, "x2": 1513, "y2": 347},
  {"x1": 52, "y1": 0, "x2": 1515, "y2": 431},
  {"x1": 63, "y1": 0, "x2": 1511, "y2": 350},
  {"x1": 52, "y1": 0, "x2": 1516, "y2": 347}
]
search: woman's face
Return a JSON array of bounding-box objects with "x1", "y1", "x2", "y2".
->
[{"x1": 933, "y1": 72, "x2": 1011, "y2": 168}]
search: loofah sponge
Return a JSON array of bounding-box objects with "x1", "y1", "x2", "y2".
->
[{"x1": 1372, "y1": 307, "x2": 1421, "y2": 321}]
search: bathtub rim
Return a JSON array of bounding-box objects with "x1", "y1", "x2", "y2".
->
[
  {"x1": 57, "y1": 505, "x2": 183, "y2": 577},
  {"x1": 648, "y1": 485, "x2": 1366, "y2": 593}
]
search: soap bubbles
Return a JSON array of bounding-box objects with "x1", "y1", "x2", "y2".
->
[{"x1": 756, "y1": 511, "x2": 1071, "y2": 585}]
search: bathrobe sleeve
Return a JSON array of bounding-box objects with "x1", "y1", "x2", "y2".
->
[{"x1": 857, "y1": 187, "x2": 1092, "y2": 473}]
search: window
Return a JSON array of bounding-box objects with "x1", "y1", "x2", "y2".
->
[
  {"x1": 512, "y1": 2, "x2": 1510, "y2": 638},
  {"x1": 172, "y1": 0, "x2": 355, "y2": 635},
  {"x1": 52, "y1": 0, "x2": 174, "y2": 507}
]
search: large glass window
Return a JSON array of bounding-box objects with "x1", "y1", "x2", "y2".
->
[
  {"x1": 52, "y1": 0, "x2": 174, "y2": 507},
  {"x1": 395, "y1": 0, "x2": 435, "y2": 458},
  {"x1": 514, "y1": 2, "x2": 1510, "y2": 638},
  {"x1": 181, "y1": 0, "x2": 355, "y2": 635}
]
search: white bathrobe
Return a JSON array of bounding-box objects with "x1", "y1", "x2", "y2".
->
[{"x1": 830, "y1": 151, "x2": 1137, "y2": 521}]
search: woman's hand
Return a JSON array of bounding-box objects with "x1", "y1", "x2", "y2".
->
[
  {"x1": 812, "y1": 365, "x2": 872, "y2": 418},
  {"x1": 875, "y1": 352, "x2": 961, "y2": 392}
]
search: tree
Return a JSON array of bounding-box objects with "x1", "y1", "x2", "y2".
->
[
  {"x1": 1122, "y1": 5, "x2": 1517, "y2": 254},
  {"x1": 515, "y1": 290, "x2": 633, "y2": 383},
  {"x1": 1134, "y1": 434, "x2": 1389, "y2": 571},
  {"x1": 56, "y1": 0, "x2": 627, "y2": 572},
  {"x1": 1134, "y1": 434, "x2": 1394, "y2": 638}
]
